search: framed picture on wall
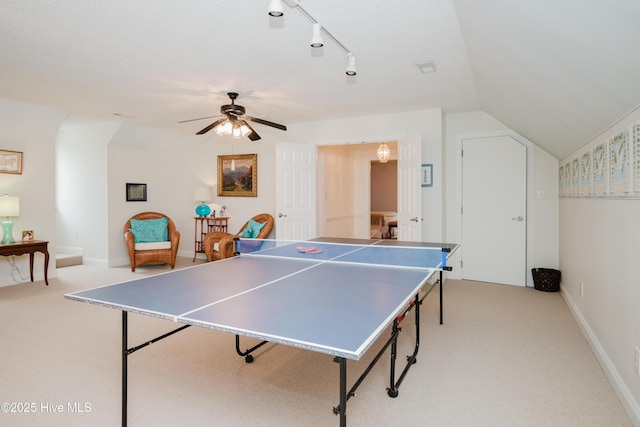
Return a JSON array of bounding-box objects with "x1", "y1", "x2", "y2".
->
[
  {"x1": 217, "y1": 154, "x2": 257, "y2": 197},
  {"x1": 0, "y1": 150, "x2": 23, "y2": 174},
  {"x1": 421, "y1": 163, "x2": 433, "y2": 187},
  {"x1": 126, "y1": 183, "x2": 147, "y2": 201}
]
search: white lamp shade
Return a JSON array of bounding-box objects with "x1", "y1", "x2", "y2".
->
[
  {"x1": 0, "y1": 195, "x2": 19, "y2": 217},
  {"x1": 193, "y1": 185, "x2": 214, "y2": 203}
]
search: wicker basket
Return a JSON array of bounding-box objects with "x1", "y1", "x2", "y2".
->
[{"x1": 532, "y1": 268, "x2": 561, "y2": 292}]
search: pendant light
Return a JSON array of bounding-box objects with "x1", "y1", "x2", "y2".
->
[{"x1": 376, "y1": 143, "x2": 390, "y2": 163}]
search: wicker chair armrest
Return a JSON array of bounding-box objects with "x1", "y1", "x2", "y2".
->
[
  {"x1": 124, "y1": 230, "x2": 135, "y2": 253},
  {"x1": 170, "y1": 229, "x2": 180, "y2": 246},
  {"x1": 217, "y1": 234, "x2": 237, "y2": 259},
  {"x1": 203, "y1": 231, "x2": 233, "y2": 257}
]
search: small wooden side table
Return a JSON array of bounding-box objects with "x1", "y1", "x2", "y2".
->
[
  {"x1": 194, "y1": 217, "x2": 229, "y2": 261},
  {"x1": 0, "y1": 240, "x2": 50, "y2": 286}
]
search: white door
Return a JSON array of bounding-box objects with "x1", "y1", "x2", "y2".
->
[
  {"x1": 397, "y1": 135, "x2": 421, "y2": 241},
  {"x1": 276, "y1": 142, "x2": 316, "y2": 240},
  {"x1": 461, "y1": 135, "x2": 527, "y2": 286}
]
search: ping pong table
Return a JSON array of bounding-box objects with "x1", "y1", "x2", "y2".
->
[{"x1": 65, "y1": 237, "x2": 457, "y2": 426}]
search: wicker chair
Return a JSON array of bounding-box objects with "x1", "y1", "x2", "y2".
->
[
  {"x1": 203, "y1": 213, "x2": 274, "y2": 262},
  {"x1": 124, "y1": 212, "x2": 180, "y2": 272}
]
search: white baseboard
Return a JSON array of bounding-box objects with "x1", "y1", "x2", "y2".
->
[{"x1": 561, "y1": 287, "x2": 640, "y2": 426}]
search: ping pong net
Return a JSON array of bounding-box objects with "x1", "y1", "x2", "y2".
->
[{"x1": 232, "y1": 238, "x2": 454, "y2": 271}]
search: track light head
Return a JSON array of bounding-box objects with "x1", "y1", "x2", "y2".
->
[
  {"x1": 268, "y1": 0, "x2": 284, "y2": 17},
  {"x1": 346, "y1": 53, "x2": 357, "y2": 76},
  {"x1": 310, "y1": 23, "x2": 323, "y2": 48}
]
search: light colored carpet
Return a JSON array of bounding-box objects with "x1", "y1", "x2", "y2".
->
[{"x1": 0, "y1": 258, "x2": 632, "y2": 426}]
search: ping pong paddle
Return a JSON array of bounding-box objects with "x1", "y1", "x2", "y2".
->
[{"x1": 296, "y1": 246, "x2": 323, "y2": 254}]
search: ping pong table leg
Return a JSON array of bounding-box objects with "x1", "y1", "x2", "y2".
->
[
  {"x1": 439, "y1": 269, "x2": 443, "y2": 325},
  {"x1": 387, "y1": 318, "x2": 400, "y2": 398},
  {"x1": 122, "y1": 311, "x2": 128, "y2": 427},
  {"x1": 333, "y1": 357, "x2": 347, "y2": 427}
]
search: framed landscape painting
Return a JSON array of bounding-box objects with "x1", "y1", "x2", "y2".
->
[{"x1": 217, "y1": 154, "x2": 257, "y2": 197}]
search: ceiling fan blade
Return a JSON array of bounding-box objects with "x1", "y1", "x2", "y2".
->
[
  {"x1": 242, "y1": 121, "x2": 261, "y2": 141},
  {"x1": 196, "y1": 118, "x2": 227, "y2": 135},
  {"x1": 246, "y1": 116, "x2": 287, "y2": 131},
  {"x1": 178, "y1": 114, "x2": 221, "y2": 124}
]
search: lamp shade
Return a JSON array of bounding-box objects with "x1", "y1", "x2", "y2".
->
[
  {"x1": 193, "y1": 185, "x2": 213, "y2": 203},
  {"x1": 193, "y1": 185, "x2": 214, "y2": 217},
  {"x1": 0, "y1": 195, "x2": 19, "y2": 217}
]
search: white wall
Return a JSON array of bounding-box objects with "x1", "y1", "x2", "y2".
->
[
  {"x1": 0, "y1": 98, "x2": 67, "y2": 286},
  {"x1": 559, "y1": 109, "x2": 640, "y2": 423},
  {"x1": 55, "y1": 117, "x2": 120, "y2": 262},
  {"x1": 561, "y1": 198, "x2": 640, "y2": 423},
  {"x1": 105, "y1": 122, "x2": 278, "y2": 266}
]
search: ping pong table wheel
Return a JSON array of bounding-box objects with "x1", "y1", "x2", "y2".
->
[
  {"x1": 387, "y1": 388, "x2": 399, "y2": 398},
  {"x1": 245, "y1": 354, "x2": 254, "y2": 363}
]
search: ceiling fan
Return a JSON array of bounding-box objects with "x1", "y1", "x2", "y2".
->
[{"x1": 178, "y1": 92, "x2": 287, "y2": 141}]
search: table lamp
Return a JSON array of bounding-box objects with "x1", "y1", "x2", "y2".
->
[
  {"x1": 0, "y1": 194, "x2": 20, "y2": 244},
  {"x1": 193, "y1": 185, "x2": 214, "y2": 217}
]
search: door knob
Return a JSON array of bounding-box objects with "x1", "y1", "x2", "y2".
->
[
  {"x1": 512, "y1": 216, "x2": 524, "y2": 221},
  {"x1": 410, "y1": 217, "x2": 419, "y2": 222},
  {"x1": 278, "y1": 213, "x2": 287, "y2": 218}
]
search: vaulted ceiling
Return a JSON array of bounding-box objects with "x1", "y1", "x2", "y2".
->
[{"x1": 1, "y1": 0, "x2": 638, "y2": 159}]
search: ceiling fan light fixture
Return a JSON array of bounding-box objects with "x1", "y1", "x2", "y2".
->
[
  {"x1": 214, "y1": 120, "x2": 233, "y2": 136},
  {"x1": 239, "y1": 121, "x2": 252, "y2": 137},
  {"x1": 346, "y1": 53, "x2": 357, "y2": 76},
  {"x1": 268, "y1": 0, "x2": 284, "y2": 17},
  {"x1": 310, "y1": 23, "x2": 323, "y2": 48},
  {"x1": 377, "y1": 142, "x2": 390, "y2": 163},
  {"x1": 230, "y1": 121, "x2": 252, "y2": 139}
]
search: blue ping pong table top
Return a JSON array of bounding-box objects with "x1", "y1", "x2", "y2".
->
[
  {"x1": 235, "y1": 238, "x2": 452, "y2": 269},
  {"x1": 65, "y1": 239, "x2": 458, "y2": 360}
]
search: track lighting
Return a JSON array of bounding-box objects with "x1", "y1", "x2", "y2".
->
[
  {"x1": 346, "y1": 53, "x2": 357, "y2": 76},
  {"x1": 268, "y1": 1, "x2": 358, "y2": 75},
  {"x1": 310, "y1": 22, "x2": 323, "y2": 48},
  {"x1": 268, "y1": 0, "x2": 284, "y2": 17}
]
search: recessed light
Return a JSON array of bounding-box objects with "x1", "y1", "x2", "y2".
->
[{"x1": 416, "y1": 60, "x2": 436, "y2": 74}]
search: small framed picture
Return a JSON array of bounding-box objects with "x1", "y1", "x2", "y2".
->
[
  {"x1": 0, "y1": 150, "x2": 23, "y2": 174},
  {"x1": 22, "y1": 230, "x2": 34, "y2": 241},
  {"x1": 421, "y1": 163, "x2": 433, "y2": 187},
  {"x1": 126, "y1": 183, "x2": 147, "y2": 202}
]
